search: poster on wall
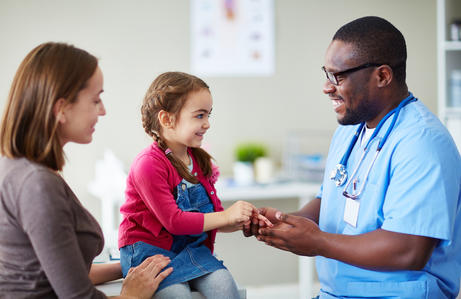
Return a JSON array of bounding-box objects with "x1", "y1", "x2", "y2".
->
[{"x1": 191, "y1": 0, "x2": 275, "y2": 77}]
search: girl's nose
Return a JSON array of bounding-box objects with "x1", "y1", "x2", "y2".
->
[{"x1": 203, "y1": 118, "x2": 210, "y2": 129}]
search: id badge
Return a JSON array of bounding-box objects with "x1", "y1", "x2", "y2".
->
[{"x1": 344, "y1": 198, "x2": 360, "y2": 227}]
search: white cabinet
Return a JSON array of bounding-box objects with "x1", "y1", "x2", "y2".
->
[{"x1": 437, "y1": 0, "x2": 461, "y2": 150}]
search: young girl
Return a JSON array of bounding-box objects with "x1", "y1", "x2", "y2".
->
[{"x1": 118, "y1": 72, "x2": 270, "y2": 298}]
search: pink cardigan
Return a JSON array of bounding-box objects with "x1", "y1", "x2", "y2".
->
[{"x1": 118, "y1": 143, "x2": 224, "y2": 253}]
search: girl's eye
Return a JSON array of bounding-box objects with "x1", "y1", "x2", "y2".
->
[{"x1": 196, "y1": 112, "x2": 211, "y2": 119}]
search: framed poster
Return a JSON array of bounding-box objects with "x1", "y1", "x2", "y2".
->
[{"x1": 191, "y1": 0, "x2": 275, "y2": 76}]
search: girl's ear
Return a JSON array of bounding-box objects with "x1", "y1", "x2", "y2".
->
[
  {"x1": 53, "y1": 98, "x2": 67, "y2": 124},
  {"x1": 158, "y1": 110, "x2": 175, "y2": 129}
]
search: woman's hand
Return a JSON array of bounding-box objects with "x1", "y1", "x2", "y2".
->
[{"x1": 119, "y1": 255, "x2": 173, "y2": 299}]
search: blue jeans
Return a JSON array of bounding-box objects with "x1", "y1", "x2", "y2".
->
[{"x1": 154, "y1": 269, "x2": 240, "y2": 299}]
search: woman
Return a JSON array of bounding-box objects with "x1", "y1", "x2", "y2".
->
[{"x1": 0, "y1": 42, "x2": 172, "y2": 298}]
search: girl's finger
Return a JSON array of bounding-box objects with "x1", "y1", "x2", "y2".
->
[{"x1": 258, "y1": 214, "x2": 273, "y2": 227}]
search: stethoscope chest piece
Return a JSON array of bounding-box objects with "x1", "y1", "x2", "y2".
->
[{"x1": 330, "y1": 164, "x2": 347, "y2": 186}]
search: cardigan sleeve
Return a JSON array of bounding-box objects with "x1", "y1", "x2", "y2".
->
[{"x1": 132, "y1": 154, "x2": 204, "y2": 235}]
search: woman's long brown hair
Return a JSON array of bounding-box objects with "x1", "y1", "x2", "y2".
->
[{"x1": 0, "y1": 42, "x2": 98, "y2": 171}]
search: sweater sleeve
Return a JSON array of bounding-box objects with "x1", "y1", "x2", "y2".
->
[
  {"x1": 132, "y1": 154, "x2": 204, "y2": 235},
  {"x1": 17, "y1": 170, "x2": 106, "y2": 299}
]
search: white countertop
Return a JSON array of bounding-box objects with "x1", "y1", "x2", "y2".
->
[{"x1": 215, "y1": 179, "x2": 321, "y2": 202}]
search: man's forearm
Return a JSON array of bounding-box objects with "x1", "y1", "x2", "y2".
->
[
  {"x1": 291, "y1": 197, "x2": 321, "y2": 224},
  {"x1": 317, "y1": 229, "x2": 437, "y2": 271}
]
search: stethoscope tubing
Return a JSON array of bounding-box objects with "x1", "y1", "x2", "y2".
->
[
  {"x1": 342, "y1": 149, "x2": 380, "y2": 199},
  {"x1": 333, "y1": 93, "x2": 417, "y2": 199}
]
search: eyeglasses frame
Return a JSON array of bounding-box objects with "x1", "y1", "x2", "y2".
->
[{"x1": 321, "y1": 63, "x2": 384, "y2": 86}]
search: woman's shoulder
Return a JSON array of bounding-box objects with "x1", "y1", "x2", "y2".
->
[
  {"x1": 0, "y1": 157, "x2": 70, "y2": 216},
  {"x1": 0, "y1": 157, "x2": 61, "y2": 186}
]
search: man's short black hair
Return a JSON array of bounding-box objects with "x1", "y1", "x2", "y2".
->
[{"x1": 333, "y1": 16, "x2": 407, "y2": 85}]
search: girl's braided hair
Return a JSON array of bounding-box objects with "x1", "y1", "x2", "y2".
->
[{"x1": 141, "y1": 72, "x2": 213, "y2": 183}]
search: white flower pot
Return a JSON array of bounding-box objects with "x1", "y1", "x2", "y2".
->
[{"x1": 233, "y1": 161, "x2": 254, "y2": 186}]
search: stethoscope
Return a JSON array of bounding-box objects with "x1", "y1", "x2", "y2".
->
[{"x1": 329, "y1": 93, "x2": 417, "y2": 199}]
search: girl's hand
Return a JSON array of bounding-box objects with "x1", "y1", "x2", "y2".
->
[
  {"x1": 120, "y1": 255, "x2": 173, "y2": 299},
  {"x1": 223, "y1": 201, "x2": 274, "y2": 228},
  {"x1": 223, "y1": 200, "x2": 256, "y2": 226}
]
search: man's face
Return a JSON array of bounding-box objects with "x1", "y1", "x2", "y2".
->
[{"x1": 322, "y1": 40, "x2": 381, "y2": 127}]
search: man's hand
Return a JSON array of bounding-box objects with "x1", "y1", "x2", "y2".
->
[
  {"x1": 257, "y1": 213, "x2": 321, "y2": 256},
  {"x1": 258, "y1": 212, "x2": 437, "y2": 271}
]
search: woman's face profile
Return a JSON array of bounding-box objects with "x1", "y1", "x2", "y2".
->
[{"x1": 58, "y1": 67, "x2": 106, "y2": 146}]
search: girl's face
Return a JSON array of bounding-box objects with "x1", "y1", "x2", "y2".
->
[
  {"x1": 58, "y1": 67, "x2": 105, "y2": 145},
  {"x1": 167, "y1": 88, "x2": 213, "y2": 150}
]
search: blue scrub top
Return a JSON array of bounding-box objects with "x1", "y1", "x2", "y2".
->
[{"x1": 316, "y1": 99, "x2": 461, "y2": 298}]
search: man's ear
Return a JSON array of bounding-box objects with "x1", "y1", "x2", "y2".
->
[
  {"x1": 376, "y1": 65, "x2": 393, "y2": 88},
  {"x1": 53, "y1": 98, "x2": 67, "y2": 124},
  {"x1": 158, "y1": 110, "x2": 174, "y2": 129}
]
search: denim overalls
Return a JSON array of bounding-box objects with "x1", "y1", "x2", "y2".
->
[{"x1": 120, "y1": 180, "x2": 226, "y2": 292}]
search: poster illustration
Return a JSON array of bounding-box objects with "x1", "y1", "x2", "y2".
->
[{"x1": 191, "y1": 0, "x2": 275, "y2": 76}]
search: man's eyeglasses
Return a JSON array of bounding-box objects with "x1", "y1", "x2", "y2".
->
[{"x1": 322, "y1": 63, "x2": 383, "y2": 86}]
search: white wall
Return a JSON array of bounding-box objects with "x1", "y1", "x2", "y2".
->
[{"x1": 0, "y1": 0, "x2": 437, "y2": 287}]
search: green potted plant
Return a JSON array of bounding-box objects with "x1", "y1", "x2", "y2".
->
[{"x1": 235, "y1": 143, "x2": 267, "y2": 164}]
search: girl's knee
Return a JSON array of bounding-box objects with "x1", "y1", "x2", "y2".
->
[
  {"x1": 193, "y1": 270, "x2": 240, "y2": 298},
  {"x1": 154, "y1": 282, "x2": 192, "y2": 299}
]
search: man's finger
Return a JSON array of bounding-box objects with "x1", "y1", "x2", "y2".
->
[
  {"x1": 258, "y1": 224, "x2": 292, "y2": 240},
  {"x1": 277, "y1": 213, "x2": 302, "y2": 226},
  {"x1": 258, "y1": 227, "x2": 275, "y2": 237},
  {"x1": 250, "y1": 221, "x2": 259, "y2": 236},
  {"x1": 257, "y1": 235, "x2": 291, "y2": 252},
  {"x1": 243, "y1": 222, "x2": 253, "y2": 237}
]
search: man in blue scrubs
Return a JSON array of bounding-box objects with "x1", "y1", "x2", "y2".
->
[{"x1": 247, "y1": 16, "x2": 461, "y2": 298}]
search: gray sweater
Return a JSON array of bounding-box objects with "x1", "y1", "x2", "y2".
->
[{"x1": 0, "y1": 157, "x2": 106, "y2": 298}]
